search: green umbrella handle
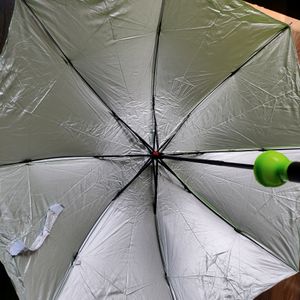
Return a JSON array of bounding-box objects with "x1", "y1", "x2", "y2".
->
[
  {"x1": 162, "y1": 151, "x2": 300, "y2": 188},
  {"x1": 254, "y1": 151, "x2": 300, "y2": 187}
]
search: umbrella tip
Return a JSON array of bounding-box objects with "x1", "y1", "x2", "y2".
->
[{"x1": 151, "y1": 150, "x2": 161, "y2": 159}]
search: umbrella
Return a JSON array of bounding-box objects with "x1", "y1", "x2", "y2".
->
[{"x1": 1, "y1": 0, "x2": 300, "y2": 299}]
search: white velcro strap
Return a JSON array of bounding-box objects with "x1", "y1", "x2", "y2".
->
[{"x1": 8, "y1": 203, "x2": 64, "y2": 256}]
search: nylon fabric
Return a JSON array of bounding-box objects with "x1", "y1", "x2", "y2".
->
[
  {"x1": 165, "y1": 29, "x2": 300, "y2": 153},
  {"x1": 0, "y1": 157, "x2": 147, "y2": 299},
  {"x1": 155, "y1": 0, "x2": 286, "y2": 146},
  {"x1": 0, "y1": 0, "x2": 300, "y2": 299},
  {"x1": 56, "y1": 167, "x2": 172, "y2": 300},
  {"x1": 0, "y1": 0, "x2": 145, "y2": 165},
  {"x1": 164, "y1": 150, "x2": 300, "y2": 270},
  {"x1": 157, "y1": 167, "x2": 296, "y2": 299},
  {"x1": 26, "y1": 0, "x2": 163, "y2": 144}
]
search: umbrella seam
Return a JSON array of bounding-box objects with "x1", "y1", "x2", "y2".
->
[
  {"x1": 52, "y1": 158, "x2": 151, "y2": 299},
  {"x1": 159, "y1": 26, "x2": 289, "y2": 152},
  {"x1": 158, "y1": 158, "x2": 297, "y2": 272},
  {"x1": 0, "y1": 155, "x2": 150, "y2": 169},
  {"x1": 152, "y1": 158, "x2": 175, "y2": 299},
  {"x1": 151, "y1": 0, "x2": 165, "y2": 150},
  {"x1": 21, "y1": 0, "x2": 152, "y2": 153}
]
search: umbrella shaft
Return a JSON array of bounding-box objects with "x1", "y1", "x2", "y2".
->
[{"x1": 162, "y1": 155, "x2": 253, "y2": 170}]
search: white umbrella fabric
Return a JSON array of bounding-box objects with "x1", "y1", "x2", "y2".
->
[{"x1": 0, "y1": 1, "x2": 300, "y2": 299}]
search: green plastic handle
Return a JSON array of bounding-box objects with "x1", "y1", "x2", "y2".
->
[{"x1": 254, "y1": 151, "x2": 291, "y2": 187}]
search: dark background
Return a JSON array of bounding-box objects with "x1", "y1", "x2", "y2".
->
[
  {"x1": 0, "y1": 0, "x2": 14, "y2": 53},
  {"x1": 247, "y1": 0, "x2": 300, "y2": 19}
]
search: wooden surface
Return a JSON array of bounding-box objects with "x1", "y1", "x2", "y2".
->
[
  {"x1": 256, "y1": 273, "x2": 300, "y2": 300},
  {"x1": 248, "y1": 2, "x2": 300, "y2": 62}
]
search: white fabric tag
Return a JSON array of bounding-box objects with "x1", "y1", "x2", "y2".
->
[{"x1": 8, "y1": 203, "x2": 64, "y2": 256}]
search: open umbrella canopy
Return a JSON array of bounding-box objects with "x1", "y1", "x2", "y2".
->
[{"x1": 0, "y1": 0, "x2": 300, "y2": 299}]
